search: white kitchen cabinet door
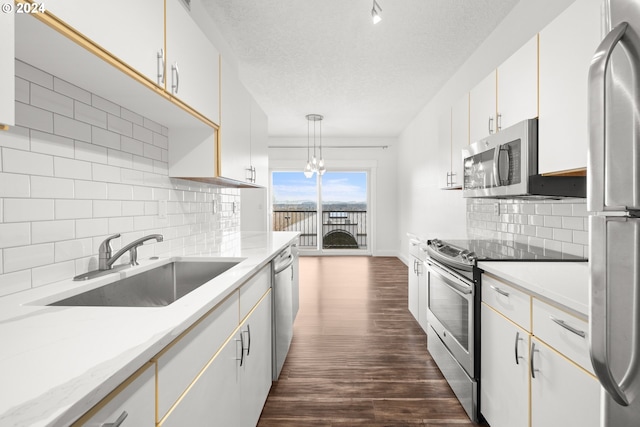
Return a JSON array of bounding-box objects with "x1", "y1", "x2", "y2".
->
[
  {"x1": 73, "y1": 363, "x2": 156, "y2": 427},
  {"x1": 220, "y1": 58, "x2": 252, "y2": 183},
  {"x1": 417, "y1": 261, "x2": 428, "y2": 333},
  {"x1": 45, "y1": 0, "x2": 164, "y2": 86},
  {"x1": 437, "y1": 107, "x2": 452, "y2": 188},
  {"x1": 166, "y1": 0, "x2": 220, "y2": 123},
  {"x1": 469, "y1": 71, "x2": 497, "y2": 144},
  {"x1": 497, "y1": 35, "x2": 538, "y2": 130},
  {"x1": 538, "y1": 0, "x2": 602, "y2": 174},
  {"x1": 155, "y1": 292, "x2": 239, "y2": 419},
  {"x1": 159, "y1": 333, "x2": 241, "y2": 427},
  {"x1": 0, "y1": 12, "x2": 14, "y2": 127},
  {"x1": 239, "y1": 291, "x2": 273, "y2": 426},
  {"x1": 250, "y1": 98, "x2": 269, "y2": 186},
  {"x1": 530, "y1": 338, "x2": 600, "y2": 427},
  {"x1": 451, "y1": 93, "x2": 469, "y2": 187},
  {"x1": 480, "y1": 304, "x2": 529, "y2": 427}
]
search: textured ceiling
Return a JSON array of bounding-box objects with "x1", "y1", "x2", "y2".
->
[{"x1": 201, "y1": 0, "x2": 520, "y2": 138}]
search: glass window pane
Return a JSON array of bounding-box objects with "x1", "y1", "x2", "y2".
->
[
  {"x1": 272, "y1": 171, "x2": 318, "y2": 249},
  {"x1": 321, "y1": 172, "x2": 367, "y2": 250}
]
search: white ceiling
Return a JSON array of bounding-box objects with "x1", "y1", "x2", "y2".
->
[{"x1": 201, "y1": 0, "x2": 520, "y2": 138}]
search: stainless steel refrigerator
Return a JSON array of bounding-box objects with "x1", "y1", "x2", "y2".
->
[{"x1": 588, "y1": 0, "x2": 640, "y2": 425}]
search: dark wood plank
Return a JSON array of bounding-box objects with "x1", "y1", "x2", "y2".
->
[{"x1": 257, "y1": 256, "x2": 483, "y2": 427}]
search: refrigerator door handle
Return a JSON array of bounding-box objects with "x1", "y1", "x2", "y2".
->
[
  {"x1": 590, "y1": 216, "x2": 635, "y2": 406},
  {"x1": 588, "y1": 21, "x2": 629, "y2": 213}
]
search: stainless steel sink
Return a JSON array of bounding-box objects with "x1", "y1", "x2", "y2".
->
[{"x1": 48, "y1": 261, "x2": 241, "y2": 307}]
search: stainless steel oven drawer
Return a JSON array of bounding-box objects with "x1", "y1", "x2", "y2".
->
[{"x1": 428, "y1": 325, "x2": 478, "y2": 423}]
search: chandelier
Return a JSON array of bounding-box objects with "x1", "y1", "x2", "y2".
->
[{"x1": 304, "y1": 114, "x2": 326, "y2": 178}]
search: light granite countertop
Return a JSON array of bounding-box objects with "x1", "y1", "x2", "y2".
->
[
  {"x1": 478, "y1": 261, "x2": 590, "y2": 318},
  {"x1": 0, "y1": 231, "x2": 299, "y2": 427}
]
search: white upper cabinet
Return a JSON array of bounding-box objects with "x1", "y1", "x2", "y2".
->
[
  {"x1": 166, "y1": 0, "x2": 220, "y2": 123},
  {"x1": 250, "y1": 98, "x2": 269, "y2": 186},
  {"x1": 0, "y1": 11, "x2": 15, "y2": 127},
  {"x1": 451, "y1": 93, "x2": 469, "y2": 186},
  {"x1": 538, "y1": 0, "x2": 602, "y2": 174},
  {"x1": 220, "y1": 58, "x2": 252, "y2": 183},
  {"x1": 437, "y1": 106, "x2": 453, "y2": 188},
  {"x1": 497, "y1": 35, "x2": 538, "y2": 131},
  {"x1": 469, "y1": 71, "x2": 497, "y2": 144},
  {"x1": 45, "y1": 0, "x2": 164, "y2": 86}
]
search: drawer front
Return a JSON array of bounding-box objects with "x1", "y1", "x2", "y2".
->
[
  {"x1": 73, "y1": 362, "x2": 155, "y2": 427},
  {"x1": 155, "y1": 291, "x2": 239, "y2": 418},
  {"x1": 482, "y1": 274, "x2": 531, "y2": 331},
  {"x1": 239, "y1": 264, "x2": 271, "y2": 320},
  {"x1": 532, "y1": 298, "x2": 593, "y2": 374}
]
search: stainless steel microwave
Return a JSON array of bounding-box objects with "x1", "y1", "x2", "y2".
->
[{"x1": 462, "y1": 118, "x2": 537, "y2": 198}]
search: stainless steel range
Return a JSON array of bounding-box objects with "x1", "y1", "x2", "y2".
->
[{"x1": 423, "y1": 238, "x2": 585, "y2": 422}]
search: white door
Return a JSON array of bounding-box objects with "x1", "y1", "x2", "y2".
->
[{"x1": 480, "y1": 304, "x2": 529, "y2": 427}]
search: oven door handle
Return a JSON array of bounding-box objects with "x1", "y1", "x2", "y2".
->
[{"x1": 427, "y1": 263, "x2": 473, "y2": 296}]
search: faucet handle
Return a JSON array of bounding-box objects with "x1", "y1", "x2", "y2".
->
[{"x1": 99, "y1": 233, "x2": 121, "y2": 256}]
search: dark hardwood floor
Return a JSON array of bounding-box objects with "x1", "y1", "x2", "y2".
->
[{"x1": 257, "y1": 256, "x2": 481, "y2": 427}]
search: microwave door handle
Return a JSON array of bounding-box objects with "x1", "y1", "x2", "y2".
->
[
  {"x1": 588, "y1": 21, "x2": 628, "y2": 212},
  {"x1": 492, "y1": 144, "x2": 502, "y2": 187}
]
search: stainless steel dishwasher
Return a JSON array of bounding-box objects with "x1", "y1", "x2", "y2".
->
[{"x1": 272, "y1": 245, "x2": 295, "y2": 380}]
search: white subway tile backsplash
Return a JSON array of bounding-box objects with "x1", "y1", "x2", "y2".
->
[
  {"x1": 107, "y1": 114, "x2": 133, "y2": 137},
  {"x1": 2, "y1": 148, "x2": 54, "y2": 176},
  {"x1": 561, "y1": 216, "x2": 584, "y2": 231},
  {"x1": 74, "y1": 101, "x2": 107, "y2": 128},
  {"x1": 133, "y1": 124, "x2": 153, "y2": 144},
  {"x1": 0, "y1": 270, "x2": 31, "y2": 297},
  {"x1": 15, "y1": 60, "x2": 52, "y2": 89},
  {"x1": 92, "y1": 126, "x2": 120, "y2": 150},
  {"x1": 32, "y1": 220, "x2": 75, "y2": 244},
  {"x1": 92, "y1": 163, "x2": 121, "y2": 183},
  {"x1": 54, "y1": 157, "x2": 92, "y2": 180},
  {"x1": 121, "y1": 108, "x2": 143, "y2": 126},
  {"x1": 16, "y1": 102, "x2": 54, "y2": 133},
  {"x1": 535, "y1": 204, "x2": 553, "y2": 215},
  {"x1": 0, "y1": 223, "x2": 30, "y2": 248},
  {"x1": 121, "y1": 136, "x2": 143, "y2": 156},
  {"x1": 54, "y1": 77, "x2": 91, "y2": 104},
  {"x1": 543, "y1": 215, "x2": 562, "y2": 228},
  {"x1": 75, "y1": 180, "x2": 107, "y2": 200},
  {"x1": 56, "y1": 199, "x2": 92, "y2": 219},
  {"x1": 55, "y1": 238, "x2": 94, "y2": 262},
  {"x1": 107, "y1": 183, "x2": 133, "y2": 200},
  {"x1": 3, "y1": 199, "x2": 54, "y2": 222},
  {"x1": 31, "y1": 176, "x2": 74, "y2": 199},
  {"x1": 76, "y1": 218, "x2": 108, "y2": 238},
  {"x1": 93, "y1": 200, "x2": 122, "y2": 217},
  {"x1": 3, "y1": 243, "x2": 54, "y2": 273},
  {"x1": 31, "y1": 130, "x2": 74, "y2": 158},
  {"x1": 551, "y1": 203, "x2": 573, "y2": 216},
  {"x1": 32, "y1": 261, "x2": 76, "y2": 287},
  {"x1": 573, "y1": 230, "x2": 588, "y2": 245},
  {"x1": 31, "y1": 84, "x2": 74, "y2": 118},
  {"x1": 92, "y1": 94, "x2": 120, "y2": 116},
  {"x1": 0, "y1": 64, "x2": 240, "y2": 292},
  {"x1": 553, "y1": 228, "x2": 573, "y2": 243},
  {"x1": 0, "y1": 173, "x2": 30, "y2": 198},
  {"x1": 0, "y1": 125, "x2": 30, "y2": 150},
  {"x1": 15, "y1": 77, "x2": 29, "y2": 104}
]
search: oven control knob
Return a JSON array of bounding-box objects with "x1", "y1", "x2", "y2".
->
[{"x1": 460, "y1": 250, "x2": 469, "y2": 260}]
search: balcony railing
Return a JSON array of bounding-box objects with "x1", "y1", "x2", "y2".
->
[{"x1": 273, "y1": 210, "x2": 367, "y2": 250}]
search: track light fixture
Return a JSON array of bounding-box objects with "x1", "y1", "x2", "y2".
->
[{"x1": 371, "y1": 0, "x2": 382, "y2": 24}]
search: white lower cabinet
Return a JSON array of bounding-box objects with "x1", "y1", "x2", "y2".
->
[
  {"x1": 530, "y1": 338, "x2": 600, "y2": 427},
  {"x1": 160, "y1": 290, "x2": 272, "y2": 427},
  {"x1": 408, "y1": 239, "x2": 428, "y2": 330},
  {"x1": 481, "y1": 274, "x2": 600, "y2": 427},
  {"x1": 72, "y1": 362, "x2": 155, "y2": 427},
  {"x1": 481, "y1": 304, "x2": 529, "y2": 427}
]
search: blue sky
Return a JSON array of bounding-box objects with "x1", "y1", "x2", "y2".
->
[{"x1": 273, "y1": 171, "x2": 367, "y2": 203}]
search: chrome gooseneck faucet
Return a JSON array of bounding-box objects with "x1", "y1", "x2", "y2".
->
[{"x1": 99, "y1": 233, "x2": 164, "y2": 270}]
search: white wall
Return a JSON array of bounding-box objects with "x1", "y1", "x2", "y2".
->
[
  {"x1": 397, "y1": 0, "x2": 578, "y2": 263},
  {"x1": 268, "y1": 137, "x2": 398, "y2": 256}
]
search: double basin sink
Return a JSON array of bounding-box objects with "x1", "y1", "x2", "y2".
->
[{"x1": 48, "y1": 260, "x2": 242, "y2": 308}]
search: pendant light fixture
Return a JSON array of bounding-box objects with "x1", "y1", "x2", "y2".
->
[
  {"x1": 304, "y1": 114, "x2": 325, "y2": 178},
  {"x1": 371, "y1": 0, "x2": 382, "y2": 24}
]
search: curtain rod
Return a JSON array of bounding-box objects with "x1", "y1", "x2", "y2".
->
[{"x1": 268, "y1": 145, "x2": 389, "y2": 149}]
